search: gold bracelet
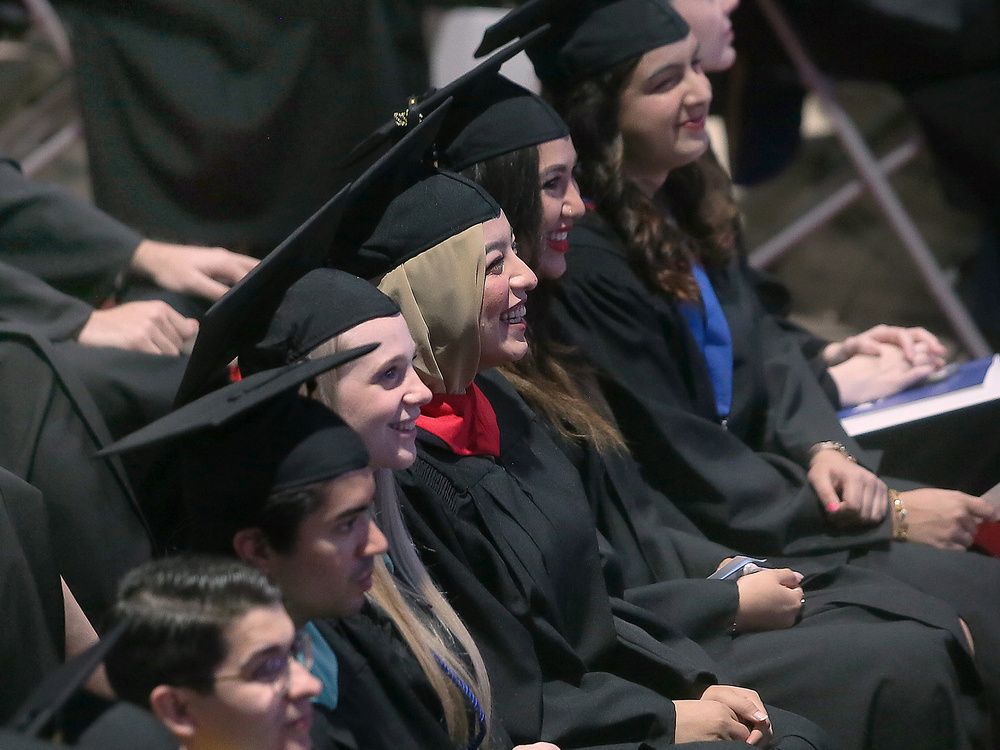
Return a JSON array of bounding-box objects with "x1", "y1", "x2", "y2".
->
[
  {"x1": 889, "y1": 489, "x2": 908, "y2": 541},
  {"x1": 808, "y1": 440, "x2": 856, "y2": 463}
]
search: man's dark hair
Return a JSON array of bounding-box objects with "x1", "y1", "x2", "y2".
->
[{"x1": 104, "y1": 555, "x2": 282, "y2": 706}]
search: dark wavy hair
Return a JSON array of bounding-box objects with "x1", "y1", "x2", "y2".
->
[
  {"x1": 105, "y1": 555, "x2": 283, "y2": 706},
  {"x1": 547, "y1": 58, "x2": 739, "y2": 301},
  {"x1": 461, "y1": 147, "x2": 544, "y2": 266},
  {"x1": 462, "y1": 144, "x2": 627, "y2": 452}
]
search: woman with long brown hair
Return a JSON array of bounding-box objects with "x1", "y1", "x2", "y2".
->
[{"x1": 468, "y1": 0, "x2": 1000, "y2": 734}]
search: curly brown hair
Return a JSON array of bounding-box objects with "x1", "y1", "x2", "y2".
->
[{"x1": 547, "y1": 58, "x2": 740, "y2": 301}]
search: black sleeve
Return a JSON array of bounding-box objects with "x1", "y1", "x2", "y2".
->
[
  {"x1": 745, "y1": 263, "x2": 841, "y2": 407},
  {"x1": 0, "y1": 159, "x2": 140, "y2": 305},
  {"x1": 551, "y1": 243, "x2": 890, "y2": 556},
  {"x1": 0, "y1": 259, "x2": 93, "y2": 340}
]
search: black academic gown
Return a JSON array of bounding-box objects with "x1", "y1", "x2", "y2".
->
[
  {"x1": 53, "y1": 1, "x2": 434, "y2": 258},
  {"x1": 0, "y1": 469, "x2": 63, "y2": 723},
  {"x1": 0, "y1": 325, "x2": 154, "y2": 622},
  {"x1": 540, "y1": 396, "x2": 986, "y2": 748},
  {"x1": 749, "y1": 265, "x2": 1000, "y2": 496},
  {"x1": 0, "y1": 158, "x2": 187, "y2": 438},
  {"x1": 552, "y1": 211, "x2": 1000, "y2": 722},
  {"x1": 310, "y1": 603, "x2": 501, "y2": 750},
  {"x1": 396, "y1": 376, "x2": 832, "y2": 750}
]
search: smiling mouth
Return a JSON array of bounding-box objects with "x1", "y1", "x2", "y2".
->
[
  {"x1": 501, "y1": 303, "x2": 527, "y2": 325},
  {"x1": 390, "y1": 417, "x2": 417, "y2": 434},
  {"x1": 546, "y1": 229, "x2": 570, "y2": 254}
]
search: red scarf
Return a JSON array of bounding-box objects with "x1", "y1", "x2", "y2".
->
[{"x1": 416, "y1": 384, "x2": 501, "y2": 458}]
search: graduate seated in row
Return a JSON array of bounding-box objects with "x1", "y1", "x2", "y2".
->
[
  {"x1": 104, "y1": 555, "x2": 321, "y2": 750},
  {"x1": 459, "y1": 0, "x2": 1000, "y2": 723}
]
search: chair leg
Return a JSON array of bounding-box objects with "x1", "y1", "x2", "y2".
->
[{"x1": 754, "y1": 0, "x2": 991, "y2": 357}]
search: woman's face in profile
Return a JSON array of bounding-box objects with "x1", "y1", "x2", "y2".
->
[
  {"x1": 478, "y1": 213, "x2": 538, "y2": 370},
  {"x1": 618, "y1": 33, "x2": 713, "y2": 182},
  {"x1": 333, "y1": 314, "x2": 432, "y2": 470},
  {"x1": 671, "y1": 0, "x2": 740, "y2": 72},
  {"x1": 537, "y1": 136, "x2": 585, "y2": 281}
]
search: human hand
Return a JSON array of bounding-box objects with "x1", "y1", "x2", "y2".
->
[
  {"x1": 735, "y1": 568, "x2": 804, "y2": 633},
  {"x1": 822, "y1": 324, "x2": 946, "y2": 367},
  {"x1": 901, "y1": 488, "x2": 998, "y2": 550},
  {"x1": 828, "y1": 343, "x2": 942, "y2": 407},
  {"x1": 77, "y1": 301, "x2": 197, "y2": 355},
  {"x1": 130, "y1": 239, "x2": 258, "y2": 301},
  {"x1": 809, "y1": 449, "x2": 888, "y2": 525},
  {"x1": 675, "y1": 685, "x2": 773, "y2": 746}
]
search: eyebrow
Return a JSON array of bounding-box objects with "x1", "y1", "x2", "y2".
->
[
  {"x1": 484, "y1": 239, "x2": 509, "y2": 254},
  {"x1": 238, "y1": 642, "x2": 290, "y2": 671}
]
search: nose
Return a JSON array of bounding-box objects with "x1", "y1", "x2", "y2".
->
[
  {"x1": 287, "y1": 659, "x2": 322, "y2": 701},
  {"x1": 402, "y1": 367, "x2": 432, "y2": 407},
  {"x1": 510, "y1": 253, "x2": 538, "y2": 294},
  {"x1": 686, "y1": 67, "x2": 713, "y2": 108},
  {"x1": 723, "y1": 0, "x2": 739, "y2": 14},
  {"x1": 364, "y1": 518, "x2": 389, "y2": 557},
  {"x1": 564, "y1": 178, "x2": 585, "y2": 221}
]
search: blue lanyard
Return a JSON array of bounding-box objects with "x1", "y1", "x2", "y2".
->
[{"x1": 433, "y1": 653, "x2": 487, "y2": 750}]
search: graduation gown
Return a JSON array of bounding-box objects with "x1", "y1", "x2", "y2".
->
[
  {"x1": 492, "y1": 371, "x2": 986, "y2": 748},
  {"x1": 397, "y1": 375, "x2": 831, "y2": 750},
  {"x1": 543, "y1": 399, "x2": 986, "y2": 747},
  {"x1": 0, "y1": 469, "x2": 63, "y2": 723},
  {"x1": 0, "y1": 325, "x2": 154, "y2": 621},
  {"x1": 54, "y1": 1, "x2": 435, "y2": 257},
  {"x1": 0, "y1": 158, "x2": 187, "y2": 439},
  {"x1": 310, "y1": 604, "x2": 498, "y2": 750},
  {"x1": 551, "y1": 210, "x2": 1000, "y2": 720}
]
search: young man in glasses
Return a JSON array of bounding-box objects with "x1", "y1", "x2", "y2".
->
[{"x1": 104, "y1": 555, "x2": 321, "y2": 750}]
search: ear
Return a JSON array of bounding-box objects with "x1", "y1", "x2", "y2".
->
[
  {"x1": 149, "y1": 684, "x2": 198, "y2": 742},
  {"x1": 231, "y1": 527, "x2": 275, "y2": 574}
]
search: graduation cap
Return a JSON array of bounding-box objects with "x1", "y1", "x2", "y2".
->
[
  {"x1": 8, "y1": 621, "x2": 128, "y2": 737},
  {"x1": 437, "y1": 73, "x2": 569, "y2": 172},
  {"x1": 474, "y1": 0, "x2": 689, "y2": 87},
  {"x1": 341, "y1": 24, "x2": 552, "y2": 167},
  {"x1": 240, "y1": 268, "x2": 400, "y2": 376},
  {"x1": 174, "y1": 101, "x2": 450, "y2": 407},
  {"x1": 6, "y1": 622, "x2": 172, "y2": 749},
  {"x1": 101, "y1": 352, "x2": 374, "y2": 553},
  {"x1": 338, "y1": 170, "x2": 500, "y2": 280}
]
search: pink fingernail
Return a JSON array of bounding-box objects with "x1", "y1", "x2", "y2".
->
[{"x1": 826, "y1": 502, "x2": 839, "y2": 513}]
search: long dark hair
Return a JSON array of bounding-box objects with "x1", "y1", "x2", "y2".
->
[
  {"x1": 462, "y1": 144, "x2": 627, "y2": 452},
  {"x1": 548, "y1": 58, "x2": 739, "y2": 301}
]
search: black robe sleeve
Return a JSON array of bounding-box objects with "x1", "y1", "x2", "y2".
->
[
  {"x1": 0, "y1": 469, "x2": 63, "y2": 723},
  {"x1": 0, "y1": 259, "x2": 93, "y2": 341},
  {"x1": 0, "y1": 159, "x2": 139, "y2": 305},
  {"x1": 551, "y1": 215, "x2": 890, "y2": 557},
  {"x1": 0, "y1": 325, "x2": 154, "y2": 621}
]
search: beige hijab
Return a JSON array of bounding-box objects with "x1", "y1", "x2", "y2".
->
[{"x1": 377, "y1": 224, "x2": 487, "y2": 395}]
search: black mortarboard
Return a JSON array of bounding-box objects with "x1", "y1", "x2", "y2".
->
[
  {"x1": 101, "y1": 353, "x2": 374, "y2": 553},
  {"x1": 8, "y1": 622, "x2": 128, "y2": 738},
  {"x1": 337, "y1": 171, "x2": 500, "y2": 280},
  {"x1": 475, "y1": 0, "x2": 689, "y2": 87},
  {"x1": 341, "y1": 25, "x2": 551, "y2": 167},
  {"x1": 240, "y1": 268, "x2": 400, "y2": 375},
  {"x1": 175, "y1": 103, "x2": 448, "y2": 406},
  {"x1": 102, "y1": 350, "x2": 374, "y2": 458},
  {"x1": 437, "y1": 73, "x2": 569, "y2": 171}
]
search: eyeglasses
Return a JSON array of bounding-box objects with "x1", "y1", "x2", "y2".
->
[{"x1": 214, "y1": 629, "x2": 314, "y2": 693}]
